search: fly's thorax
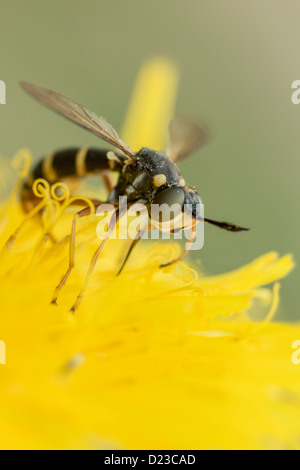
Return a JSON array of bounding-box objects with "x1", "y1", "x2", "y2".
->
[
  {"x1": 130, "y1": 147, "x2": 182, "y2": 198},
  {"x1": 107, "y1": 147, "x2": 185, "y2": 205}
]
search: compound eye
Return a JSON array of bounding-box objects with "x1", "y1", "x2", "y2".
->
[{"x1": 150, "y1": 187, "x2": 185, "y2": 229}]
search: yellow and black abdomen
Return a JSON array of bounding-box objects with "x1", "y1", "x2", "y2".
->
[{"x1": 21, "y1": 147, "x2": 125, "y2": 212}]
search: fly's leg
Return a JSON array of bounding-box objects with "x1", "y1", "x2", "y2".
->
[
  {"x1": 159, "y1": 225, "x2": 197, "y2": 268},
  {"x1": 101, "y1": 171, "x2": 114, "y2": 193},
  {"x1": 116, "y1": 223, "x2": 149, "y2": 276},
  {"x1": 51, "y1": 200, "x2": 104, "y2": 305},
  {"x1": 70, "y1": 207, "x2": 126, "y2": 313}
]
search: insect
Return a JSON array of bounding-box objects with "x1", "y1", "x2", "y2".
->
[{"x1": 20, "y1": 82, "x2": 249, "y2": 311}]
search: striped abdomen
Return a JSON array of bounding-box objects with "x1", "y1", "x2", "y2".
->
[{"x1": 21, "y1": 147, "x2": 125, "y2": 211}]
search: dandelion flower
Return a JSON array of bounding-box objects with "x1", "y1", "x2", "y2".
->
[{"x1": 0, "y1": 59, "x2": 298, "y2": 450}]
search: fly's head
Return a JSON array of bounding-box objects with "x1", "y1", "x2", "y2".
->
[{"x1": 149, "y1": 185, "x2": 202, "y2": 233}]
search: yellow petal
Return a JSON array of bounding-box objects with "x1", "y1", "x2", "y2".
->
[
  {"x1": 121, "y1": 58, "x2": 179, "y2": 151},
  {"x1": 0, "y1": 58, "x2": 297, "y2": 449}
]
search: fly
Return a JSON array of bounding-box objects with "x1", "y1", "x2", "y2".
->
[{"x1": 20, "y1": 82, "x2": 249, "y2": 311}]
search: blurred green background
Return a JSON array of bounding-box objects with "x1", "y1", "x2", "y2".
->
[{"x1": 0, "y1": 0, "x2": 299, "y2": 320}]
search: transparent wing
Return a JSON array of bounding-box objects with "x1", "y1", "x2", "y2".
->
[
  {"x1": 20, "y1": 81, "x2": 134, "y2": 158},
  {"x1": 166, "y1": 115, "x2": 208, "y2": 162}
]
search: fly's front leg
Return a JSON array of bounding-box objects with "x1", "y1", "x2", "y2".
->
[
  {"x1": 159, "y1": 225, "x2": 197, "y2": 269},
  {"x1": 51, "y1": 199, "x2": 104, "y2": 305},
  {"x1": 116, "y1": 223, "x2": 150, "y2": 276}
]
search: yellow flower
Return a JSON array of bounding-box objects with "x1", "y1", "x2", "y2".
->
[{"x1": 0, "y1": 59, "x2": 298, "y2": 450}]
